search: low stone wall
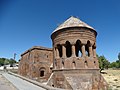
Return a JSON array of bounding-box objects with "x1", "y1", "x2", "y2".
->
[
  {"x1": 0, "y1": 66, "x2": 18, "y2": 70},
  {"x1": 8, "y1": 71, "x2": 64, "y2": 90},
  {"x1": 0, "y1": 66, "x2": 4, "y2": 70}
]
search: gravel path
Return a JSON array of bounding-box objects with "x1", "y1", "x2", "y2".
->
[{"x1": 2, "y1": 72, "x2": 46, "y2": 90}]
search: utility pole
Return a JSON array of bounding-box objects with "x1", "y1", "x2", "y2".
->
[{"x1": 14, "y1": 53, "x2": 17, "y2": 60}]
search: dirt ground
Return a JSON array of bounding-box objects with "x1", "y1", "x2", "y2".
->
[{"x1": 102, "y1": 69, "x2": 120, "y2": 90}]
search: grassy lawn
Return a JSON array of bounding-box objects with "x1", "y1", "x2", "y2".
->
[{"x1": 102, "y1": 69, "x2": 120, "y2": 90}]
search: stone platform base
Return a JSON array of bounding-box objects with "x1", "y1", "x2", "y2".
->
[{"x1": 47, "y1": 69, "x2": 108, "y2": 90}]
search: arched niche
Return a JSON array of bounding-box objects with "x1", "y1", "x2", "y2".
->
[
  {"x1": 85, "y1": 40, "x2": 91, "y2": 57},
  {"x1": 84, "y1": 61, "x2": 88, "y2": 68},
  {"x1": 39, "y1": 67, "x2": 46, "y2": 77},
  {"x1": 57, "y1": 44, "x2": 62, "y2": 57}
]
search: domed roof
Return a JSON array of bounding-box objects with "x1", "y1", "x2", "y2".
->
[{"x1": 52, "y1": 16, "x2": 95, "y2": 34}]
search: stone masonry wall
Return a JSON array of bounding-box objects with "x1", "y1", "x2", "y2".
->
[{"x1": 18, "y1": 46, "x2": 53, "y2": 82}]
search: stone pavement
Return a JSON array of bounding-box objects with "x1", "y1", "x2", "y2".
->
[
  {"x1": 0, "y1": 71, "x2": 46, "y2": 90},
  {"x1": 2, "y1": 73, "x2": 46, "y2": 90},
  {"x1": 0, "y1": 71, "x2": 17, "y2": 90}
]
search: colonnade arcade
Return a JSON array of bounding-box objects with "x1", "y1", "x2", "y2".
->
[{"x1": 54, "y1": 40, "x2": 96, "y2": 59}]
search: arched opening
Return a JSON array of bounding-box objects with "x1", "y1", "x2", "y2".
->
[
  {"x1": 78, "y1": 51, "x2": 82, "y2": 57},
  {"x1": 94, "y1": 61, "x2": 96, "y2": 68},
  {"x1": 39, "y1": 67, "x2": 46, "y2": 77},
  {"x1": 65, "y1": 41, "x2": 72, "y2": 57},
  {"x1": 85, "y1": 45, "x2": 89, "y2": 56},
  {"x1": 75, "y1": 40, "x2": 82, "y2": 57},
  {"x1": 73, "y1": 61, "x2": 76, "y2": 69},
  {"x1": 94, "y1": 61, "x2": 95, "y2": 63},
  {"x1": 85, "y1": 61, "x2": 88, "y2": 68},
  {"x1": 57, "y1": 44, "x2": 62, "y2": 57},
  {"x1": 52, "y1": 84, "x2": 54, "y2": 87},
  {"x1": 40, "y1": 70, "x2": 44, "y2": 77}
]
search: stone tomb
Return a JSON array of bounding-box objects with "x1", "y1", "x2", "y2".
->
[
  {"x1": 18, "y1": 16, "x2": 108, "y2": 90},
  {"x1": 48, "y1": 16, "x2": 108, "y2": 90}
]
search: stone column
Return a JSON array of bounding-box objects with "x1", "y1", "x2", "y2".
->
[
  {"x1": 89, "y1": 45, "x2": 93, "y2": 57},
  {"x1": 53, "y1": 48, "x2": 56, "y2": 58},
  {"x1": 72, "y1": 44, "x2": 76, "y2": 57},
  {"x1": 54, "y1": 59, "x2": 57, "y2": 69},
  {"x1": 62, "y1": 44, "x2": 66, "y2": 58},
  {"x1": 81, "y1": 44, "x2": 86, "y2": 57},
  {"x1": 53, "y1": 48, "x2": 56, "y2": 69},
  {"x1": 93, "y1": 48, "x2": 96, "y2": 58},
  {"x1": 56, "y1": 48, "x2": 59, "y2": 58}
]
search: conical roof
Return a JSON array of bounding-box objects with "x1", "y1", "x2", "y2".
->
[{"x1": 52, "y1": 16, "x2": 95, "y2": 34}]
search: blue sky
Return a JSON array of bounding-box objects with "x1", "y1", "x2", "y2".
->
[{"x1": 0, "y1": 0, "x2": 120, "y2": 62}]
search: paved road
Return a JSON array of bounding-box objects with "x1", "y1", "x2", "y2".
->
[
  {"x1": 0, "y1": 72, "x2": 17, "y2": 90},
  {"x1": 2, "y1": 72, "x2": 46, "y2": 90}
]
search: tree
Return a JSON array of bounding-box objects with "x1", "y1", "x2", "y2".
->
[
  {"x1": 9, "y1": 58, "x2": 16, "y2": 67},
  {"x1": 98, "y1": 55, "x2": 110, "y2": 72},
  {"x1": 4, "y1": 59, "x2": 9, "y2": 65},
  {"x1": 0, "y1": 58, "x2": 17, "y2": 67},
  {"x1": 118, "y1": 52, "x2": 120, "y2": 68},
  {"x1": 109, "y1": 62, "x2": 118, "y2": 68},
  {"x1": 0, "y1": 58, "x2": 6, "y2": 66},
  {"x1": 109, "y1": 60, "x2": 120, "y2": 69},
  {"x1": 97, "y1": 52, "x2": 120, "y2": 69}
]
